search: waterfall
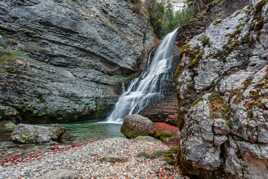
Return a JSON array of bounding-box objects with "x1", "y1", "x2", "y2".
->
[{"x1": 107, "y1": 29, "x2": 178, "y2": 123}]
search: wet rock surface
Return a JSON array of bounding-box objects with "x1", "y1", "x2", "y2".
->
[
  {"x1": 176, "y1": 1, "x2": 268, "y2": 178},
  {"x1": 0, "y1": 0, "x2": 153, "y2": 123},
  {"x1": 11, "y1": 124, "x2": 65, "y2": 144}
]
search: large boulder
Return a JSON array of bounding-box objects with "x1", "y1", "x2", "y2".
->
[
  {"x1": 0, "y1": 105, "x2": 19, "y2": 121},
  {"x1": 11, "y1": 124, "x2": 65, "y2": 144},
  {"x1": 0, "y1": 0, "x2": 154, "y2": 122},
  {"x1": 151, "y1": 122, "x2": 179, "y2": 142},
  {"x1": 121, "y1": 114, "x2": 154, "y2": 138},
  {"x1": 0, "y1": 120, "x2": 16, "y2": 132},
  {"x1": 176, "y1": 1, "x2": 268, "y2": 178}
]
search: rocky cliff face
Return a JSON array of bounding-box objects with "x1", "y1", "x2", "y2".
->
[
  {"x1": 0, "y1": 0, "x2": 153, "y2": 122},
  {"x1": 176, "y1": 0, "x2": 268, "y2": 178}
]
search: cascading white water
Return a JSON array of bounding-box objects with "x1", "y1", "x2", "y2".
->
[{"x1": 107, "y1": 29, "x2": 178, "y2": 123}]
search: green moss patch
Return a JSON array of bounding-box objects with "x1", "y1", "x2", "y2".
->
[
  {"x1": 0, "y1": 47, "x2": 26, "y2": 65},
  {"x1": 99, "y1": 156, "x2": 128, "y2": 163},
  {"x1": 136, "y1": 150, "x2": 167, "y2": 159},
  {"x1": 209, "y1": 93, "x2": 230, "y2": 120},
  {"x1": 199, "y1": 35, "x2": 211, "y2": 47},
  {"x1": 178, "y1": 44, "x2": 204, "y2": 70},
  {"x1": 136, "y1": 146, "x2": 178, "y2": 165},
  {"x1": 163, "y1": 146, "x2": 179, "y2": 165}
]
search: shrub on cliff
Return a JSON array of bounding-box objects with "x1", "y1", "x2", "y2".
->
[
  {"x1": 129, "y1": 0, "x2": 144, "y2": 14},
  {"x1": 147, "y1": 1, "x2": 194, "y2": 38},
  {"x1": 163, "y1": 7, "x2": 195, "y2": 33},
  {"x1": 186, "y1": 0, "x2": 214, "y2": 10},
  {"x1": 0, "y1": 47, "x2": 26, "y2": 64}
]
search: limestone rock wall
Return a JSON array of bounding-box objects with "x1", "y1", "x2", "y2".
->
[
  {"x1": 176, "y1": 0, "x2": 268, "y2": 178},
  {"x1": 0, "y1": 0, "x2": 154, "y2": 123}
]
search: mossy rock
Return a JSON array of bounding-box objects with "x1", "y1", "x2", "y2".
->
[
  {"x1": 136, "y1": 147, "x2": 178, "y2": 165},
  {"x1": 153, "y1": 130, "x2": 174, "y2": 141},
  {"x1": 99, "y1": 156, "x2": 128, "y2": 163},
  {"x1": 208, "y1": 93, "x2": 231, "y2": 120},
  {"x1": 121, "y1": 114, "x2": 154, "y2": 138},
  {"x1": 11, "y1": 124, "x2": 65, "y2": 144},
  {"x1": 164, "y1": 147, "x2": 179, "y2": 165},
  {"x1": 136, "y1": 150, "x2": 167, "y2": 159},
  {"x1": 0, "y1": 121, "x2": 17, "y2": 132},
  {"x1": 0, "y1": 105, "x2": 18, "y2": 118},
  {"x1": 199, "y1": 35, "x2": 211, "y2": 47},
  {"x1": 179, "y1": 44, "x2": 204, "y2": 68},
  {"x1": 0, "y1": 47, "x2": 26, "y2": 65}
]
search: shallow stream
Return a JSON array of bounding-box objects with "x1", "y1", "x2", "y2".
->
[
  {"x1": 62, "y1": 120, "x2": 123, "y2": 141},
  {"x1": 0, "y1": 120, "x2": 122, "y2": 161}
]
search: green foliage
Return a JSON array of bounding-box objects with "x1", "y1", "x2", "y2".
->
[
  {"x1": 129, "y1": 0, "x2": 142, "y2": 4},
  {"x1": 129, "y1": 0, "x2": 143, "y2": 14},
  {"x1": 0, "y1": 47, "x2": 26, "y2": 64},
  {"x1": 199, "y1": 35, "x2": 211, "y2": 47},
  {"x1": 147, "y1": 2, "x2": 195, "y2": 38},
  {"x1": 147, "y1": 2, "x2": 165, "y2": 37},
  {"x1": 176, "y1": 8, "x2": 195, "y2": 27},
  {"x1": 186, "y1": 0, "x2": 214, "y2": 9}
]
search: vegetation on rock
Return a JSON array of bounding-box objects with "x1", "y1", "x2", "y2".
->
[
  {"x1": 0, "y1": 47, "x2": 26, "y2": 65},
  {"x1": 176, "y1": 0, "x2": 268, "y2": 178},
  {"x1": 147, "y1": 1, "x2": 195, "y2": 38}
]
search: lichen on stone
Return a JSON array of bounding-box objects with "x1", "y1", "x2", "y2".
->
[
  {"x1": 0, "y1": 47, "x2": 26, "y2": 65},
  {"x1": 209, "y1": 92, "x2": 230, "y2": 120},
  {"x1": 179, "y1": 44, "x2": 204, "y2": 69},
  {"x1": 176, "y1": 1, "x2": 268, "y2": 178}
]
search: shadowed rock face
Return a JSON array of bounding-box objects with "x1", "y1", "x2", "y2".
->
[
  {"x1": 0, "y1": 0, "x2": 154, "y2": 122},
  {"x1": 176, "y1": 0, "x2": 268, "y2": 178}
]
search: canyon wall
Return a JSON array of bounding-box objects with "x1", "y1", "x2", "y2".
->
[
  {"x1": 176, "y1": 0, "x2": 268, "y2": 178},
  {"x1": 0, "y1": 0, "x2": 153, "y2": 123}
]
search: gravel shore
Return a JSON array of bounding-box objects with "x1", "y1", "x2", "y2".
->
[{"x1": 0, "y1": 137, "x2": 183, "y2": 178}]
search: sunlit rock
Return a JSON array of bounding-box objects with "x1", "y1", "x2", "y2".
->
[
  {"x1": 11, "y1": 124, "x2": 65, "y2": 144},
  {"x1": 121, "y1": 114, "x2": 154, "y2": 138}
]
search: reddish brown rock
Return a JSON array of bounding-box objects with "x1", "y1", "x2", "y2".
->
[
  {"x1": 151, "y1": 122, "x2": 179, "y2": 142},
  {"x1": 167, "y1": 115, "x2": 177, "y2": 120}
]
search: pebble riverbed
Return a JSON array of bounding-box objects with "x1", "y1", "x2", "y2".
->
[{"x1": 0, "y1": 137, "x2": 183, "y2": 178}]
